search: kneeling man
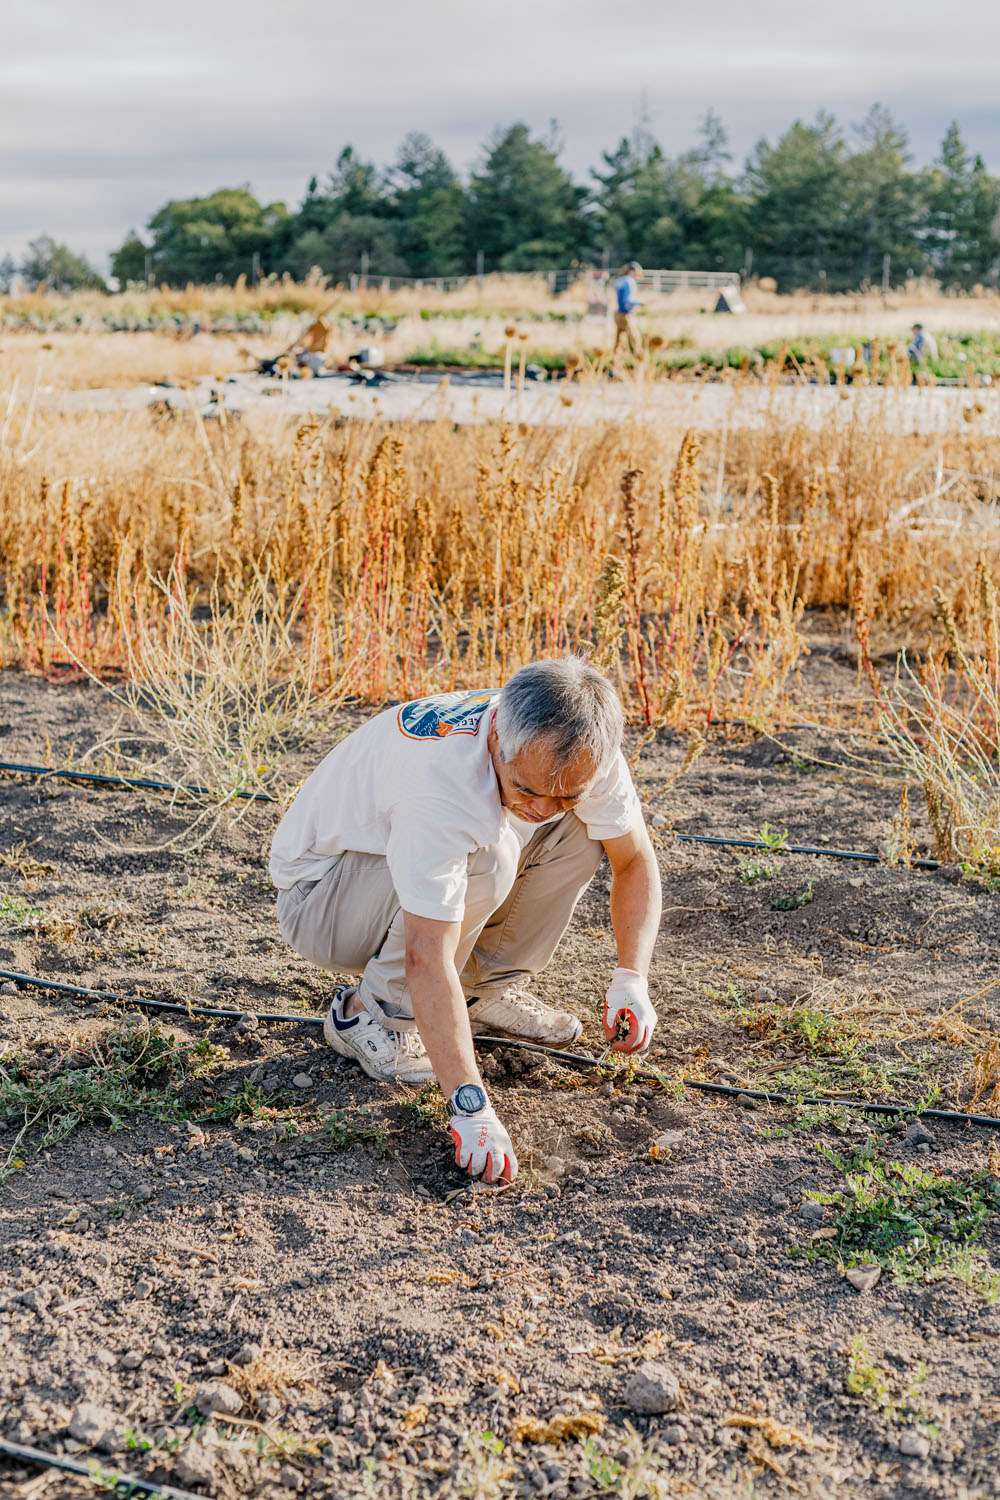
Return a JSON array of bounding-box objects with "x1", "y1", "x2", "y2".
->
[{"x1": 269, "y1": 657, "x2": 662, "y2": 1185}]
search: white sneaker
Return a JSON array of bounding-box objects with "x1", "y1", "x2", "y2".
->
[
  {"x1": 467, "y1": 988, "x2": 583, "y2": 1047},
  {"x1": 323, "y1": 988, "x2": 435, "y2": 1084}
]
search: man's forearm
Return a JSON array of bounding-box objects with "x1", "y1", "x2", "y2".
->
[
  {"x1": 407, "y1": 960, "x2": 484, "y2": 1101},
  {"x1": 609, "y1": 843, "x2": 662, "y2": 975}
]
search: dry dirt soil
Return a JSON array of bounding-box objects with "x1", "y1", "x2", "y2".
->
[{"x1": 0, "y1": 670, "x2": 998, "y2": 1500}]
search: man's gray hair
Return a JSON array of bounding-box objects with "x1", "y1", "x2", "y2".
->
[{"x1": 494, "y1": 658, "x2": 623, "y2": 769}]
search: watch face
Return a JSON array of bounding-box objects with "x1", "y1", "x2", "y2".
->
[{"x1": 453, "y1": 1083, "x2": 487, "y2": 1115}]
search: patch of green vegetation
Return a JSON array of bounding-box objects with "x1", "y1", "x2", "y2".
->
[
  {"x1": 198, "y1": 1082, "x2": 275, "y2": 1123},
  {"x1": 759, "y1": 1102, "x2": 867, "y2": 1138},
  {"x1": 404, "y1": 342, "x2": 565, "y2": 372},
  {"x1": 845, "y1": 1335, "x2": 937, "y2": 1429},
  {"x1": 736, "y1": 852, "x2": 773, "y2": 883},
  {"x1": 719, "y1": 988, "x2": 859, "y2": 1059},
  {"x1": 321, "y1": 1108, "x2": 389, "y2": 1155},
  {"x1": 764, "y1": 1050, "x2": 941, "y2": 1102},
  {"x1": 0, "y1": 892, "x2": 43, "y2": 927},
  {"x1": 405, "y1": 1082, "x2": 447, "y2": 1125},
  {"x1": 579, "y1": 1432, "x2": 671, "y2": 1497},
  {"x1": 0, "y1": 1022, "x2": 225, "y2": 1167},
  {"x1": 804, "y1": 1149, "x2": 1000, "y2": 1298},
  {"x1": 772, "y1": 878, "x2": 815, "y2": 910}
]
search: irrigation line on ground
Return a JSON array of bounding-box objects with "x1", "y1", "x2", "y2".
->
[
  {"x1": 0, "y1": 1435, "x2": 205, "y2": 1500},
  {"x1": 0, "y1": 969, "x2": 313, "y2": 1024},
  {"x1": 0, "y1": 760, "x2": 278, "y2": 802},
  {"x1": 4, "y1": 970, "x2": 998, "y2": 1130},
  {"x1": 0, "y1": 759, "x2": 940, "y2": 867},
  {"x1": 675, "y1": 832, "x2": 939, "y2": 869}
]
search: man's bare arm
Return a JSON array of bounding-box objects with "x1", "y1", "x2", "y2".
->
[
  {"x1": 402, "y1": 910, "x2": 484, "y2": 1100},
  {"x1": 603, "y1": 825, "x2": 662, "y2": 975}
]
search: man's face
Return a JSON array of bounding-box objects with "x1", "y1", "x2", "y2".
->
[{"x1": 487, "y1": 725, "x2": 598, "y2": 824}]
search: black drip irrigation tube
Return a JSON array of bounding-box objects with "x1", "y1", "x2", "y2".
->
[
  {"x1": 0, "y1": 758, "x2": 941, "y2": 869},
  {"x1": 0, "y1": 1434, "x2": 204, "y2": 1500},
  {"x1": 0, "y1": 760, "x2": 278, "y2": 803},
  {"x1": 4, "y1": 969, "x2": 999, "y2": 1131},
  {"x1": 676, "y1": 831, "x2": 939, "y2": 870}
]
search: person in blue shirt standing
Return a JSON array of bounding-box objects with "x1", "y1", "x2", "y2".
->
[{"x1": 613, "y1": 261, "x2": 643, "y2": 358}]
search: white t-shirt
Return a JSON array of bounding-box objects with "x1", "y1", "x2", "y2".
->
[{"x1": 269, "y1": 690, "x2": 642, "y2": 922}]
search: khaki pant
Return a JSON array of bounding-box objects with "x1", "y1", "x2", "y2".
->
[
  {"x1": 613, "y1": 310, "x2": 641, "y2": 358},
  {"x1": 276, "y1": 814, "x2": 603, "y2": 1032}
]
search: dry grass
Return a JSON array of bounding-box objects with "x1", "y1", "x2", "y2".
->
[
  {"x1": 855, "y1": 564, "x2": 1000, "y2": 877},
  {"x1": 0, "y1": 373, "x2": 998, "y2": 743}
]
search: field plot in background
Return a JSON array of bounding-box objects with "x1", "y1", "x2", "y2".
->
[{"x1": 1, "y1": 294, "x2": 999, "y2": 1500}]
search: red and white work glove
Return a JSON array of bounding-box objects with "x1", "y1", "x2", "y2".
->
[
  {"x1": 603, "y1": 967, "x2": 657, "y2": 1053},
  {"x1": 449, "y1": 1098, "x2": 518, "y2": 1185}
]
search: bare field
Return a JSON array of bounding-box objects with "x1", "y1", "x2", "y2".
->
[{"x1": 1, "y1": 319, "x2": 999, "y2": 1499}]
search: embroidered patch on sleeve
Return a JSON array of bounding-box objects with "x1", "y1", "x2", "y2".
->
[{"x1": 397, "y1": 692, "x2": 494, "y2": 740}]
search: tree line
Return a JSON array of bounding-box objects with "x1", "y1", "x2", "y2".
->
[{"x1": 8, "y1": 109, "x2": 1000, "y2": 295}]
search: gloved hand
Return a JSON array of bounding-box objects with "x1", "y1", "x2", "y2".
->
[
  {"x1": 603, "y1": 967, "x2": 656, "y2": 1053},
  {"x1": 450, "y1": 1104, "x2": 517, "y2": 1185}
]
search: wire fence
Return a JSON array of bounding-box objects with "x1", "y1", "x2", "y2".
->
[{"x1": 347, "y1": 267, "x2": 740, "y2": 296}]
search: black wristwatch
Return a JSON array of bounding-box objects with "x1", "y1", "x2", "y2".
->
[{"x1": 448, "y1": 1082, "x2": 488, "y2": 1116}]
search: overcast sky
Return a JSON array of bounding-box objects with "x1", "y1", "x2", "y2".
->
[{"x1": 3, "y1": 0, "x2": 999, "y2": 270}]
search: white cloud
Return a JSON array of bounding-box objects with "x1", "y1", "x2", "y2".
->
[{"x1": 1, "y1": 0, "x2": 998, "y2": 268}]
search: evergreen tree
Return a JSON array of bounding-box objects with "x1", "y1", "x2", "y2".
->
[
  {"x1": 110, "y1": 231, "x2": 150, "y2": 286},
  {"x1": 743, "y1": 115, "x2": 848, "y2": 289},
  {"x1": 280, "y1": 147, "x2": 407, "y2": 280},
  {"x1": 842, "y1": 106, "x2": 919, "y2": 286},
  {"x1": 920, "y1": 123, "x2": 1000, "y2": 288},
  {"x1": 388, "y1": 133, "x2": 467, "y2": 276},
  {"x1": 466, "y1": 124, "x2": 585, "y2": 271}
]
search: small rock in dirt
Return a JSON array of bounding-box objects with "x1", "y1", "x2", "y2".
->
[
  {"x1": 624, "y1": 1361, "x2": 681, "y2": 1415},
  {"x1": 237, "y1": 1146, "x2": 255, "y2": 1162},
  {"x1": 798, "y1": 1200, "x2": 825, "y2": 1223},
  {"x1": 899, "y1": 1431, "x2": 930, "y2": 1459},
  {"x1": 0, "y1": 981, "x2": 17, "y2": 996},
  {"x1": 729, "y1": 1237, "x2": 754, "y2": 1258},
  {"x1": 121, "y1": 1351, "x2": 144, "y2": 1370},
  {"x1": 652, "y1": 1130, "x2": 684, "y2": 1150},
  {"x1": 150, "y1": 1338, "x2": 171, "y2": 1358},
  {"x1": 132, "y1": 1184, "x2": 155, "y2": 1203},
  {"x1": 258, "y1": 1392, "x2": 282, "y2": 1419},
  {"x1": 69, "y1": 1402, "x2": 122, "y2": 1452},
  {"x1": 133, "y1": 1280, "x2": 153, "y2": 1299},
  {"x1": 845, "y1": 1265, "x2": 881, "y2": 1293},
  {"x1": 193, "y1": 1381, "x2": 243, "y2": 1417},
  {"x1": 232, "y1": 1341, "x2": 262, "y2": 1366},
  {"x1": 205, "y1": 1359, "x2": 228, "y2": 1376},
  {"x1": 735, "y1": 1093, "x2": 760, "y2": 1110},
  {"x1": 235, "y1": 1013, "x2": 259, "y2": 1034},
  {"x1": 175, "y1": 1442, "x2": 218, "y2": 1487},
  {"x1": 19, "y1": 1283, "x2": 58, "y2": 1312},
  {"x1": 292, "y1": 1072, "x2": 313, "y2": 1089},
  {"x1": 770, "y1": 1193, "x2": 789, "y2": 1209},
  {"x1": 279, "y1": 1463, "x2": 306, "y2": 1491},
  {"x1": 723, "y1": 1253, "x2": 740, "y2": 1270},
  {"x1": 905, "y1": 1120, "x2": 935, "y2": 1147},
  {"x1": 662, "y1": 1424, "x2": 687, "y2": 1445}
]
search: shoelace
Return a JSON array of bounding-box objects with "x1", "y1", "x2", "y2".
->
[
  {"x1": 393, "y1": 1029, "x2": 427, "y2": 1061},
  {"x1": 501, "y1": 989, "x2": 548, "y2": 1015}
]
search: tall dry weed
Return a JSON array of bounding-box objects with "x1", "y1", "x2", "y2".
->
[{"x1": 1, "y1": 397, "x2": 998, "y2": 738}]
